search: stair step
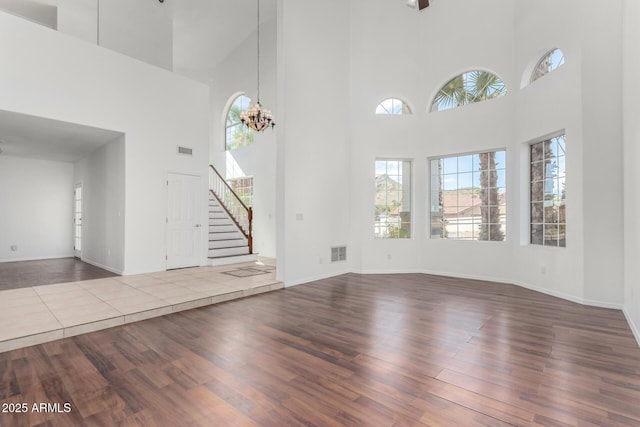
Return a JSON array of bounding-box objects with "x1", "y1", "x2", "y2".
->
[
  {"x1": 208, "y1": 253, "x2": 258, "y2": 266},
  {"x1": 209, "y1": 231, "x2": 244, "y2": 241},
  {"x1": 208, "y1": 246, "x2": 250, "y2": 258},
  {"x1": 209, "y1": 238, "x2": 247, "y2": 249},
  {"x1": 209, "y1": 224, "x2": 237, "y2": 233}
]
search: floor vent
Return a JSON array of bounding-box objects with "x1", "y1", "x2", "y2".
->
[
  {"x1": 331, "y1": 246, "x2": 347, "y2": 263},
  {"x1": 177, "y1": 146, "x2": 193, "y2": 156}
]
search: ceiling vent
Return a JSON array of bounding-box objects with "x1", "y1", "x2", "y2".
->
[
  {"x1": 331, "y1": 246, "x2": 347, "y2": 263},
  {"x1": 177, "y1": 146, "x2": 193, "y2": 156}
]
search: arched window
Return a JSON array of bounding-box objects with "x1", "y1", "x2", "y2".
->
[
  {"x1": 531, "y1": 48, "x2": 565, "y2": 83},
  {"x1": 430, "y1": 70, "x2": 507, "y2": 112},
  {"x1": 375, "y1": 98, "x2": 412, "y2": 115},
  {"x1": 225, "y1": 95, "x2": 253, "y2": 150}
]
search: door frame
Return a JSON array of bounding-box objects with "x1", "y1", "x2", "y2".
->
[
  {"x1": 73, "y1": 182, "x2": 83, "y2": 259},
  {"x1": 165, "y1": 172, "x2": 202, "y2": 270}
]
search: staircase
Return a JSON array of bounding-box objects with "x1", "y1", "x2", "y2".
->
[{"x1": 208, "y1": 165, "x2": 257, "y2": 266}]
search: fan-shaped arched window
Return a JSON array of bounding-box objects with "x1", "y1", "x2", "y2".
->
[
  {"x1": 430, "y1": 70, "x2": 507, "y2": 112},
  {"x1": 531, "y1": 48, "x2": 565, "y2": 83},
  {"x1": 375, "y1": 98, "x2": 412, "y2": 115},
  {"x1": 225, "y1": 95, "x2": 253, "y2": 150}
]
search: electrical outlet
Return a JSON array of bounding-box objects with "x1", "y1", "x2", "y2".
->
[{"x1": 10, "y1": 245, "x2": 17, "y2": 252}]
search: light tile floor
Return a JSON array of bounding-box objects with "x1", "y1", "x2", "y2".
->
[{"x1": 0, "y1": 258, "x2": 282, "y2": 353}]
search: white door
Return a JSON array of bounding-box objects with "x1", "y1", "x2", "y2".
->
[
  {"x1": 73, "y1": 184, "x2": 82, "y2": 258},
  {"x1": 166, "y1": 173, "x2": 201, "y2": 269}
]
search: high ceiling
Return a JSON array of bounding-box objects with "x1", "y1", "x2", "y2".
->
[{"x1": 0, "y1": 0, "x2": 276, "y2": 161}]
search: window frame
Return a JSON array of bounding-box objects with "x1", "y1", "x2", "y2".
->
[
  {"x1": 529, "y1": 134, "x2": 566, "y2": 248},
  {"x1": 530, "y1": 48, "x2": 565, "y2": 84},
  {"x1": 225, "y1": 94, "x2": 253, "y2": 151},
  {"x1": 430, "y1": 70, "x2": 507, "y2": 112},
  {"x1": 429, "y1": 149, "x2": 507, "y2": 242},
  {"x1": 374, "y1": 158, "x2": 413, "y2": 240},
  {"x1": 375, "y1": 98, "x2": 412, "y2": 115}
]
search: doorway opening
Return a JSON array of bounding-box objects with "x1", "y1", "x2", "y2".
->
[{"x1": 74, "y1": 183, "x2": 82, "y2": 258}]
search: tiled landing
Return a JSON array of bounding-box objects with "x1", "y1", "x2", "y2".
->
[{"x1": 0, "y1": 259, "x2": 281, "y2": 353}]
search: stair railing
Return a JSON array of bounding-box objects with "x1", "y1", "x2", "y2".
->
[{"x1": 208, "y1": 165, "x2": 253, "y2": 254}]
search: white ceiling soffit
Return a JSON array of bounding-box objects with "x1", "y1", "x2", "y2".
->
[{"x1": 0, "y1": 110, "x2": 123, "y2": 163}]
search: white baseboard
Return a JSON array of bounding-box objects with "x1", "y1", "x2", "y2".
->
[
  {"x1": 358, "y1": 267, "x2": 624, "y2": 310},
  {"x1": 0, "y1": 254, "x2": 74, "y2": 263},
  {"x1": 81, "y1": 258, "x2": 123, "y2": 275},
  {"x1": 623, "y1": 307, "x2": 640, "y2": 348},
  {"x1": 356, "y1": 268, "x2": 425, "y2": 275}
]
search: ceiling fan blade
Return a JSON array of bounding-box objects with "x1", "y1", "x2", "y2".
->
[{"x1": 418, "y1": 0, "x2": 430, "y2": 10}]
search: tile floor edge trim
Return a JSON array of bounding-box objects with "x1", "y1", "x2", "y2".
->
[{"x1": 0, "y1": 281, "x2": 284, "y2": 354}]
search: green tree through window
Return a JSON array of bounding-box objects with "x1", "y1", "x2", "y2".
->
[
  {"x1": 226, "y1": 95, "x2": 254, "y2": 150},
  {"x1": 431, "y1": 70, "x2": 507, "y2": 112},
  {"x1": 375, "y1": 160, "x2": 412, "y2": 239}
]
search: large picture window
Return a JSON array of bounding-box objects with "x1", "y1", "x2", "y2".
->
[
  {"x1": 430, "y1": 150, "x2": 506, "y2": 241},
  {"x1": 530, "y1": 135, "x2": 566, "y2": 247},
  {"x1": 375, "y1": 160, "x2": 412, "y2": 239}
]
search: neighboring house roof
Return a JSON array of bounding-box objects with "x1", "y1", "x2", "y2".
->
[{"x1": 442, "y1": 190, "x2": 505, "y2": 217}]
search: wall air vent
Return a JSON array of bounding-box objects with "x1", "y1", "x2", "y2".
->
[
  {"x1": 177, "y1": 146, "x2": 193, "y2": 156},
  {"x1": 331, "y1": 246, "x2": 347, "y2": 263}
]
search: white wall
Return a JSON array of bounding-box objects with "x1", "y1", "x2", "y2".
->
[
  {"x1": 98, "y1": 0, "x2": 173, "y2": 70},
  {"x1": 53, "y1": 0, "x2": 97, "y2": 44},
  {"x1": 0, "y1": 156, "x2": 74, "y2": 262},
  {"x1": 0, "y1": 11, "x2": 210, "y2": 275},
  {"x1": 349, "y1": 0, "x2": 517, "y2": 278},
  {"x1": 209, "y1": 18, "x2": 278, "y2": 259},
  {"x1": 512, "y1": 0, "x2": 586, "y2": 302},
  {"x1": 277, "y1": 0, "x2": 352, "y2": 285},
  {"x1": 623, "y1": 0, "x2": 640, "y2": 343},
  {"x1": 579, "y1": 1, "x2": 624, "y2": 306},
  {"x1": 73, "y1": 136, "x2": 125, "y2": 273},
  {"x1": 270, "y1": 0, "x2": 627, "y2": 312}
]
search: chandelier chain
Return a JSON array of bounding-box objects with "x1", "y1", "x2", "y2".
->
[
  {"x1": 239, "y1": 0, "x2": 275, "y2": 131},
  {"x1": 257, "y1": 0, "x2": 260, "y2": 102}
]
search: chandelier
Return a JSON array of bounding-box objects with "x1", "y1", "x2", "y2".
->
[
  {"x1": 240, "y1": 101, "x2": 274, "y2": 131},
  {"x1": 406, "y1": 0, "x2": 430, "y2": 10},
  {"x1": 241, "y1": 0, "x2": 275, "y2": 132}
]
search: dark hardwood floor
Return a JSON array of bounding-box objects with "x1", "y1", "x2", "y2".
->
[
  {"x1": 0, "y1": 258, "x2": 118, "y2": 291},
  {"x1": 1, "y1": 273, "x2": 639, "y2": 426}
]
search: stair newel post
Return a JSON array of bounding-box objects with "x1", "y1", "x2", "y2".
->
[{"x1": 248, "y1": 207, "x2": 253, "y2": 254}]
